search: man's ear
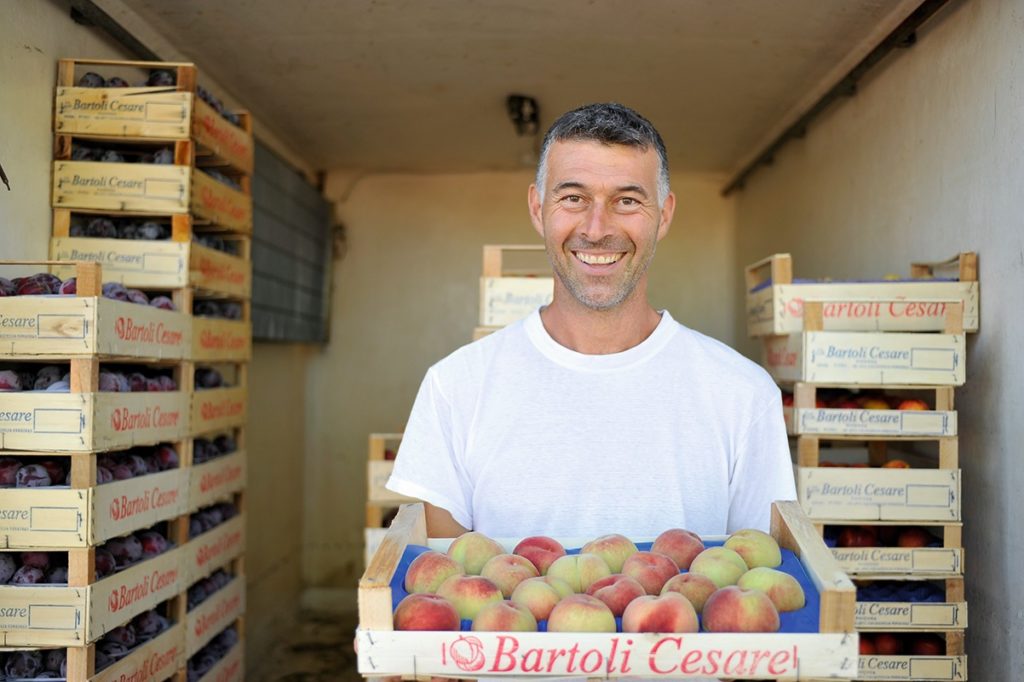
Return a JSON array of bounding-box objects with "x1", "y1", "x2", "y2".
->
[
  {"x1": 528, "y1": 184, "x2": 545, "y2": 238},
  {"x1": 657, "y1": 191, "x2": 676, "y2": 242}
]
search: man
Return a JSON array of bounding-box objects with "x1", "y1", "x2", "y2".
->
[{"x1": 387, "y1": 102, "x2": 794, "y2": 541}]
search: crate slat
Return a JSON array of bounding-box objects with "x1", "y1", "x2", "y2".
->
[
  {"x1": 797, "y1": 468, "x2": 960, "y2": 522},
  {"x1": 479, "y1": 276, "x2": 553, "y2": 327},
  {"x1": 89, "y1": 621, "x2": 185, "y2": 682},
  {"x1": 55, "y1": 87, "x2": 191, "y2": 139},
  {"x1": 366, "y1": 460, "x2": 416, "y2": 506},
  {"x1": 832, "y1": 547, "x2": 963, "y2": 577},
  {"x1": 190, "y1": 319, "x2": 251, "y2": 362},
  {"x1": 188, "y1": 452, "x2": 246, "y2": 512},
  {"x1": 183, "y1": 514, "x2": 245, "y2": 585},
  {"x1": 194, "y1": 640, "x2": 244, "y2": 682},
  {"x1": 53, "y1": 161, "x2": 190, "y2": 214},
  {"x1": 192, "y1": 99, "x2": 254, "y2": 175},
  {"x1": 857, "y1": 653, "x2": 967, "y2": 680},
  {"x1": 856, "y1": 600, "x2": 967, "y2": 630},
  {"x1": 186, "y1": 576, "x2": 246, "y2": 657},
  {"x1": 190, "y1": 386, "x2": 247, "y2": 436},
  {"x1": 190, "y1": 171, "x2": 251, "y2": 234}
]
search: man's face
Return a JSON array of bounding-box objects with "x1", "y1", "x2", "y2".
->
[{"x1": 528, "y1": 140, "x2": 674, "y2": 311}]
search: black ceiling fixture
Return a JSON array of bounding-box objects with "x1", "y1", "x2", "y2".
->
[{"x1": 507, "y1": 95, "x2": 540, "y2": 136}]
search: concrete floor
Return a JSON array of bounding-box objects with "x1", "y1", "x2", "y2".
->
[{"x1": 253, "y1": 610, "x2": 361, "y2": 681}]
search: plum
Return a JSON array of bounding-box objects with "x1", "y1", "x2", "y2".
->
[
  {"x1": 126, "y1": 289, "x2": 149, "y2": 305},
  {"x1": 16, "y1": 277, "x2": 55, "y2": 296},
  {"x1": 146, "y1": 377, "x2": 163, "y2": 391},
  {"x1": 188, "y1": 581, "x2": 209, "y2": 609},
  {"x1": 3, "y1": 650, "x2": 43, "y2": 677},
  {"x1": 195, "y1": 367, "x2": 223, "y2": 388},
  {"x1": 118, "y1": 221, "x2": 139, "y2": 239},
  {"x1": 0, "y1": 370, "x2": 22, "y2": 391},
  {"x1": 127, "y1": 454, "x2": 148, "y2": 477},
  {"x1": 97, "y1": 640, "x2": 130, "y2": 665},
  {"x1": 105, "y1": 76, "x2": 129, "y2": 87},
  {"x1": 221, "y1": 302, "x2": 243, "y2": 320},
  {"x1": 95, "y1": 548, "x2": 117, "y2": 579},
  {"x1": 0, "y1": 277, "x2": 15, "y2": 296},
  {"x1": 133, "y1": 609, "x2": 169, "y2": 641},
  {"x1": 10, "y1": 565, "x2": 45, "y2": 584},
  {"x1": 0, "y1": 457, "x2": 23, "y2": 486},
  {"x1": 146, "y1": 69, "x2": 176, "y2": 87},
  {"x1": 34, "y1": 365, "x2": 64, "y2": 390},
  {"x1": 215, "y1": 626, "x2": 239, "y2": 650},
  {"x1": 47, "y1": 380, "x2": 71, "y2": 392},
  {"x1": 151, "y1": 148, "x2": 174, "y2": 165},
  {"x1": 20, "y1": 551, "x2": 50, "y2": 570},
  {"x1": 158, "y1": 375, "x2": 177, "y2": 391},
  {"x1": 100, "y1": 149, "x2": 125, "y2": 163},
  {"x1": 138, "y1": 220, "x2": 167, "y2": 238},
  {"x1": 104, "y1": 623, "x2": 137, "y2": 647},
  {"x1": 94, "y1": 647, "x2": 113, "y2": 672},
  {"x1": 15, "y1": 464, "x2": 52, "y2": 488},
  {"x1": 97, "y1": 465, "x2": 115, "y2": 484},
  {"x1": 70, "y1": 219, "x2": 86, "y2": 236},
  {"x1": 0, "y1": 554, "x2": 16, "y2": 583},
  {"x1": 111, "y1": 463, "x2": 134, "y2": 481},
  {"x1": 193, "y1": 300, "x2": 220, "y2": 317},
  {"x1": 71, "y1": 145, "x2": 98, "y2": 161},
  {"x1": 88, "y1": 217, "x2": 118, "y2": 238},
  {"x1": 99, "y1": 371, "x2": 124, "y2": 392},
  {"x1": 45, "y1": 648, "x2": 66, "y2": 672},
  {"x1": 128, "y1": 371, "x2": 148, "y2": 392},
  {"x1": 143, "y1": 453, "x2": 161, "y2": 474},
  {"x1": 59, "y1": 277, "x2": 77, "y2": 295},
  {"x1": 213, "y1": 434, "x2": 236, "y2": 454},
  {"x1": 189, "y1": 516, "x2": 204, "y2": 538},
  {"x1": 38, "y1": 459, "x2": 65, "y2": 483},
  {"x1": 193, "y1": 439, "x2": 213, "y2": 463},
  {"x1": 45, "y1": 565, "x2": 68, "y2": 584},
  {"x1": 150, "y1": 295, "x2": 175, "y2": 311},
  {"x1": 105, "y1": 534, "x2": 143, "y2": 567},
  {"x1": 101, "y1": 282, "x2": 129, "y2": 301},
  {"x1": 155, "y1": 445, "x2": 179, "y2": 470},
  {"x1": 78, "y1": 71, "x2": 105, "y2": 88}
]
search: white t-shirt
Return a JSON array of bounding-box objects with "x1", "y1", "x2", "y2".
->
[{"x1": 387, "y1": 309, "x2": 796, "y2": 539}]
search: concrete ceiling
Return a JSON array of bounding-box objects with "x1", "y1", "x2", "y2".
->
[{"x1": 119, "y1": 0, "x2": 917, "y2": 176}]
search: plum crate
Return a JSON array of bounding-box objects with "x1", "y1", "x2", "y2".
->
[
  {"x1": 479, "y1": 244, "x2": 553, "y2": 328},
  {"x1": 52, "y1": 139, "x2": 252, "y2": 235},
  {"x1": 54, "y1": 58, "x2": 254, "y2": 175},
  {"x1": 188, "y1": 617, "x2": 244, "y2": 682},
  {"x1": 744, "y1": 252, "x2": 978, "y2": 337},
  {"x1": 0, "y1": 597, "x2": 186, "y2": 682},
  {"x1": 187, "y1": 362, "x2": 247, "y2": 437},
  {"x1": 184, "y1": 564, "x2": 245, "y2": 659},
  {"x1": 51, "y1": 209, "x2": 252, "y2": 300},
  {"x1": 0, "y1": 261, "x2": 190, "y2": 360},
  {"x1": 0, "y1": 521, "x2": 187, "y2": 647},
  {"x1": 188, "y1": 298, "x2": 251, "y2": 363},
  {"x1": 186, "y1": 429, "x2": 246, "y2": 515},
  {"x1": 0, "y1": 440, "x2": 190, "y2": 549},
  {"x1": 356, "y1": 501, "x2": 858, "y2": 680},
  {"x1": 762, "y1": 300, "x2": 966, "y2": 386},
  {"x1": 181, "y1": 493, "x2": 245, "y2": 586}
]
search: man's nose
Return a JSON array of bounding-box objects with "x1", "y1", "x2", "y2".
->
[{"x1": 578, "y1": 203, "x2": 614, "y2": 241}]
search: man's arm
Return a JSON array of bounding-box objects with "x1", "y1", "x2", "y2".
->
[{"x1": 426, "y1": 503, "x2": 469, "y2": 538}]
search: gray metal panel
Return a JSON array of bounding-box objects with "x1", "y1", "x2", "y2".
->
[{"x1": 251, "y1": 142, "x2": 331, "y2": 342}]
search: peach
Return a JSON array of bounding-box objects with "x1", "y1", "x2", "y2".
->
[
  {"x1": 586, "y1": 574, "x2": 646, "y2": 616},
  {"x1": 660, "y1": 572, "x2": 718, "y2": 613},
  {"x1": 724, "y1": 529, "x2": 782, "y2": 569},
  {"x1": 546, "y1": 594, "x2": 616, "y2": 633},
  {"x1": 622, "y1": 592, "x2": 699, "y2": 634},
  {"x1": 651, "y1": 528, "x2": 705, "y2": 570},
  {"x1": 861, "y1": 398, "x2": 890, "y2": 410},
  {"x1": 436, "y1": 574, "x2": 503, "y2": 620},
  {"x1": 480, "y1": 553, "x2": 539, "y2": 597},
  {"x1": 510, "y1": 576, "x2": 569, "y2": 621},
  {"x1": 513, "y1": 536, "x2": 566, "y2": 575},
  {"x1": 580, "y1": 534, "x2": 638, "y2": 573},
  {"x1": 472, "y1": 600, "x2": 538, "y2": 632},
  {"x1": 737, "y1": 567, "x2": 806, "y2": 611},
  {"x1": 546, "y1": 553, "x2": 611, "y2": 593},
  {"x1": 446, "y1": 531, "x2": 505, "y2": 575},
  {"x1": 688, "y1": 547, "x2": 748, "y2": 588},
  {"x1": 897, "y1": 399, "x2": 929, "y2": 411},
  {"x1": 702, "y1": 586, "x2": 781, "y2": 633},
  {"x1": 621, "y1": 551, "x2": 680, "y2": 595},
  {"x1": 404, "y1": 551, "x2": 464, "y2": 594},
  {"x1": 393, "y1": 593, "x2": 461, "y2": 631}
]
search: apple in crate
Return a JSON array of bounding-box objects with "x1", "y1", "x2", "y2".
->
[
  {"x1": 472, "y1": 600, "x2": 537, "y2": 632},
  {"x1": 651, "y1": 528, "x2": 704, "y2": 570},
  {"x1": 581, "y1": 533, "x2": 638, "y2": 572},
  {"x1": 546, "y1": 594, "x2": 616, "y2": 633},
  {"x1": 404, "y1": 551, "x2": 464, "y2": 594},
  {"x1": 436, "y1": 575, "x2": 503, "y2": 620},
  {"x1": 586, "y1": 574, "x2": 646, "y2": 616},
  {"x1": 622, "y1": 551, "x2": 680, "y2": 594},
  {"x1": 511, "y1": 576, "x2": 571, "y2": 621},
  {"x1": 513, "y1": 535, "x2": 566, "y2": 575},
  {"x1": 480, "y1": 553, "x2": 539, "y2": 597},
  {"x1": 737, "y1": 567, "x2": 806, "y2": 611},
  {"x1": 547, "y1": 552, "x2": 612, "y2": 593},
  {"x1": 724, "y1": 529, "x2": 782, "y2": 568},
  {"x1": 702, "y1": 586, "x2": 781, "y2": 632},
  {"x1": 447, "y1": 531, "x2": 504, "y2": 575},
  {"x1": 622, "y1": 592, "x2": 699, "y2": 633},
  {"x1": 393, "y1": 593, "x2": 461, "y2": 631},
  {"x1": 688, "y1": 547, "x2": 748, "y2": 588},
  {"x1": 661, "y1": 572, "x2": 718, "y2": 612}
]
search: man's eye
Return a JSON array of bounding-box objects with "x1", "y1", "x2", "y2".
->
[
  {"x1": 560, "y1": 195, "x2": 583, "y2": 203},
  {"x1": 620, "y1": 197, "x2": 639, "y2": 206}
]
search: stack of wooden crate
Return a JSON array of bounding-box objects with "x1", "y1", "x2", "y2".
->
[
  {"x1": 473, "y1": 244, "x2": 553, "y2": 340},
  {"x1": 747, "y1": 252, "x2": 978, "y2": 682},
  {"x1": 364, "y1": 433, "x2": 413, "y2": 568},
  {"x1": 42, "y1": 56, "x2": 251, "y2": 681}
]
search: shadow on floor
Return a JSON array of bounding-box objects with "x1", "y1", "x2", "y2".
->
[{"x1": 253, "y1": 610, "x2": 362, "y2": 681}]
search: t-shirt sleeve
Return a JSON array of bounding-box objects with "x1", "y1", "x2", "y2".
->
[
  {"x1": 385, "y1": 367, "x2": 474, "y2": 529},
  {"x1": 727, "y1": 387, "x2": 797, "y2": 533}
]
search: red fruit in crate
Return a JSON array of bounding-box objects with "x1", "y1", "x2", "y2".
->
[
  {"x1": 45, "y1": 565, "x2": 69, "y2": 584},
  {"x1": 99, "y1": 371, "x2": 123, "y2": 392},
  {"x1": 0, "y1": 277, "x2": 15, "y2": 296},
  {"x1": 15, "y1": 464, "x2": 52, "y2": 488},
  {"x1": 859, "y1": 633, "x2": 876, "y2": 655},
  {"x1": 909, "y1": 633, "x2": 945, "y2": 655},
  {"x1": 21, "y1": 552, "x2": 50, "y2": 570},
  {"x1": 897, "y1": 527, "x2": 934, "y2": 548},
  {"x1": 38, "y1": 459, "x2": 65, "y2": 484},
  {"x1": 146, "y1": 377, "x2": 162, "y2": 391},
  {"x1": 45, "y1": 648, "x2": 66, "y2": 673},
  {"x1": 876, "y1": 525, "x2": 901, "y2": 546},
  {"x1": 873, "y1": 632, "x2": 904, "y2": 655},
  {"x1": 111, "y1": 463, "x2": 134, "y2": 480},
  {"x1": 781, "y1": 393, "x2": 793, "y2": 406},
  {"x1": 0, "y1": 554, "x2": 17, "y2": 582},
  {"x1": 3, "y1": 650, "x2": 43, "y2": 677},
  {"x1": 10, "y1": 565, "x2": 45, "y2": 584},
  {"x1": 33, "y1": 365, "x2": 64, "y2": 390},
  {"x1": 393, "y1": 593, "x2": 461, "y2": 631},
  {"x1": 128, "y1": 372, "x2": 148, "y2": 392},
  {"x1": 0, "y1": 370, "x2": 23, "y2": 391},
  {"x1": 105, "y1": 534, "x2": 143, "y2": 567},
  {"x1": 158, "y1": 375, "x2": 177, "y2": 391},
  {"x1": 138, "y1": 530, "x2": 169, "y2": 558},
  {"x1": 102, "y1": 282, "x2": 129, "y2": 301},
  {"x1": 837, "y1": 526, "x2": 877, "y2": 548},
  {"x1": 898, "y1": 399, "x2": 930, "y2": 411},
  {"x1": 213, "y1": 434, "x2": 237, "y2": 454},
  {"x1": 105, "y1": 623, "x2": 137, "y2": 647},
  {"x1": 882, "y1": 459, "x2": 911, "y2": 468},
  {"x1": 155, "y1": 445, "x2": 179, "y2": 470},
  {"x1": 126, "y1": 454, "x2": 148, "y2": 477},
  {"x1": 143, "y1": 454, "x2": 161, "y2": 474},
  {"x1": 133, "y1": 610, "x2": 170, "y2": 641},
  {"x1": 59, "y1": 278, "x2": 77, "y2": 295},
  {"x1": 97, "y1": 466, "x2": 115, "y2": 484},
  {"x1": 94, "y1": 548, "x2": 117, "y2": 578},
  {"x1": 149, "y1": 295, "x2": 175, "y2": 310},
  {"x1": 126, "y1": 288, "x2": 149, "y2": 305},
  {"x1": 0, "y1": 457, "x2": 23, "y2": 486}
]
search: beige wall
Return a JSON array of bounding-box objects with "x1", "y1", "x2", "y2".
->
[
  {"x1": 733, "y1": 0, "x2": 1023, "y2": 675},
  {"x1": 307, "y1": 170, "x2": 736, "y2": 587},
  {"x1": 0, "y1": 2, "x2": 308, "y2": 672}
]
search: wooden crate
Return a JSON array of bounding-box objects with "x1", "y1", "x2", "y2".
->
[
  {"x1": 190, "y1": 318, "x2": 251, "y2": 362},
  {"x1": 763, "y1": 300, "x2": 965, "y2": 386},
  {"x1": 54, "y1": 58, "x2": 254, "y2": 175},
  {"x1": 0, "y1": 261, "x2": 191, "y2": 360},
  {"x1": 744, "y1": 252, "x2": 978, "y2": 337},
  {"x1": 788, "y1": 383, "x2": 957, "y2": 439},
  {"x1": 356, "y1": 501, "x2": 858, "y2": 679},
  {"x1": 857, "y1": 653, "x2": 967, "y2": 680},
  {"x1": 186, "y1": 574, "x2": 246, "y2": 658},
  {"x1": 190, "y1": 170, "x2": 252, "y2": 235},
  {"x1": 0, "y1": 546, "x2": 185, "y2": 646},
  {"x1": 797, "y1": 467, "x2": 960, "y2": 522},
  {"x1": 188, "y1": 450, "x2": 247, "y2": 513},
  {"x1": 827, "y1": 522, "x2": 963, "y2": 578},
  {"x1": 365, "y1": 433, "x2": 407, "y2": 529},
  {"x1": 479, "y1": 245, "x2": 553, "y2": 327},
  {"x1": 53, "y1": 159, "x2": 191, "y2": 215},
  {"x1": 855, "y1": 580, "x2": 966, "y2": 631},
  {"x1": 90, "y1": 620, "x2": 186, "y2": 682},
  {"x1": 190, "y1": 364, "x2": 247, "y2": 436},
  {"x1": 194, "y1": 636, "x2": 244, "y2": 682},
  {"x1": 472, "y1": 326, "x2": 499, "y2": 341},
  {"x1": 182, "y1": 511, "x2": 245, "y2": 585}
]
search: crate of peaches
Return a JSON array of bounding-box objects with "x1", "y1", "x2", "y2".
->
[
  {"x1": 357, "y1": 501, "x2": 858, "y2": 679},
  {"x1": 782, "y1": 386, "x2": 956, "y2": 439}
]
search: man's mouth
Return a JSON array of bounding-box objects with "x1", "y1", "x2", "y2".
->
[{"x1": 573, "y1": 251, "x2": 625, "y2": 265}]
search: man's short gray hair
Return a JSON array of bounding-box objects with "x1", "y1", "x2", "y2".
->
[{"x1": 535, "y1": 102, "x2": 670, "y2": 206}]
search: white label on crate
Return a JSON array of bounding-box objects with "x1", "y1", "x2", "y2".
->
[
  {"x1": 480, "y1": 277, "x2": 553, "y2": 327},
  {"x1": 856, "y1": 602, "x2": 964, "y2": 628},
  {"x1": 53, "y1": 243, "x2": 184, "y2": 275},
  {"x1": 798, "y1": 468, "x2": 960, "y2": 521},
  {"x1": 795, "y1": 408, "x2": 956, "y2": 436},
  {"x1": 858, "y1": 655, "x2": 965, "y2": 680},
  {"x1": 833, "y1": 548, "x2": 961, "y2": 574},
  {"x1": 804, "y1": 331, "x2": 965, "y2": 385}
]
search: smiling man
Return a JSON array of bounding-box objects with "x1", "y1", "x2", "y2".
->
[{"x1": 387, "y1": 102, "x2": 795, "y2": 545}]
